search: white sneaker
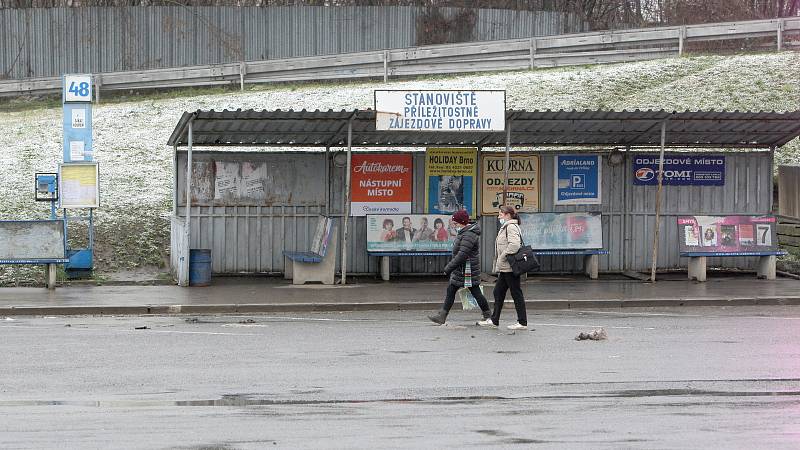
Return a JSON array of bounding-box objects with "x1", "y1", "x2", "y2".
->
[
  {"x1": 507, "y1": 322, "x2": 528, "y2": 331},
  {"x1": 477, "y1": 318, "x2": 498, "y2": 328}
]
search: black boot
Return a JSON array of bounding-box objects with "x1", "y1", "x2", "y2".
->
[{"x1": 427, "y1": 309, "x2": 448, "y2": 325}]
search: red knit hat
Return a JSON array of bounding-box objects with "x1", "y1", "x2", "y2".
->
[{"x1": 451, "y1": 210, "x2": 470, "y2": 225}]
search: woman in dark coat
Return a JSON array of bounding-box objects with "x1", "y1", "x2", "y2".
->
[{"x1": 428, "y1": 210, "x2": 492, "y2": 325}]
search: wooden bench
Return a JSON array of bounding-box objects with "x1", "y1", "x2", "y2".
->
[
  {"x1": 283, "y1": 216, "x2": 338, "y2": 285},
  {"x1": 682, "y1": 250, "x2": 787, "y2": 281},
  {"x1": 533, "y1": 249, "x2": 609, "y2": 279}
]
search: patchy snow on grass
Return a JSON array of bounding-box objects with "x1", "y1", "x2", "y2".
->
[{"x1": 0, "y1": 53, "x2": 798, "y2": 282}]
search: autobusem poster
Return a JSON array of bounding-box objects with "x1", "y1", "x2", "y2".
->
[
  {"x1": 517, "y1": 212, "x2": 603, "y2": 250},
  {"x1": 366, "y1": 214, "x2": 456, "y2": 253},
  {"x1": 554, "y1": 155, "x2": 601, "y2": 205},
  {"x1": 677, "y1": 215, "x2": 778, "y2": 254},
  {"x1": 481, "y1": 153, "x2": 539, "y2": 214},
  {"x1": 424, "y1": 148, "x2": 477, "y2": 215},
  {"x1": 350, "y1": 153, "x2": 413, "y2": 216}
]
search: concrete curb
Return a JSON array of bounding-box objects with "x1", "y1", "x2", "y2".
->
[{"x1": 2, "y1": 297, "x2": 800, "y2": 316}]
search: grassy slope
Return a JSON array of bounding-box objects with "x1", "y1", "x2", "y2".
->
[{"x1": 0, "y1": 52, "x2": 798, "y2": 284}]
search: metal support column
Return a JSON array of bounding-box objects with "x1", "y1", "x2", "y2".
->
[
  {"x1": 340, "y1": 119, "x2": 353, "y2": 284},
  {"x1": 503, "y1": 121, "x2": 511, "y2": 204},
  {"x1": 650, "y1": 121, "x2": 667, "y2": 282}
]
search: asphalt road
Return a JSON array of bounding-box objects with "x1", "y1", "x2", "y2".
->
[{"x1": 1, "y1": 306, "x2": 799, "y2": 449}]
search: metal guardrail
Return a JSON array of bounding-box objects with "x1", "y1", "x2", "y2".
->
[{"x1": 1, "y1": 17, "x2": 798, "y2": 98}]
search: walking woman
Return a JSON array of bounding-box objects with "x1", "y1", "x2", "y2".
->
[
  {"x1": 479, "y1": 205, "x2": 528, "y2": 330},
  {"x1": 428, "y1": 210, "x2": 492, "y2": 325}
]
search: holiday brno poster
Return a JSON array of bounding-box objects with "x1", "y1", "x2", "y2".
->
[{"x1": 424, "y1": 148, "x2": 477, "y2": 215}]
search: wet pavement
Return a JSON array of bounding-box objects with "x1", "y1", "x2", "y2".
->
[
  {"x1": 0, "y1": 273, "x2": 799, "y2": 316},
  {"x1": 1, "y1": 307, "x2": 799, "y2": 448}
]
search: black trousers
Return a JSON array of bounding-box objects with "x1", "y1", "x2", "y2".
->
[
  {"x1": 442, "y1": 283, "x2": 490, "y2": 314},
  {"x1": 491, "y1": 272, "x2": 527, "y2": 326}
]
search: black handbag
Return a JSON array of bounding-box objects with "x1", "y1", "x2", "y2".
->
[{"x1": 505, "y1": 226, "x2": 540, "y2": 276}]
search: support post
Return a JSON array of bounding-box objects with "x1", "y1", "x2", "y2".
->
[
  {"x1": 325, "y1": 146, "x2": 330, "y2": 216},
  {"x1": 182, "y1": 119, "x2": 193, "y2": 287},
  {"x1": 678, "y1": 26, "x2": 686, "y2": 56},
  {"x1": 529, "y1": 38, "x2": 537, "y2": 69},
  {"x1": 383, "y1": 51, "x2": 390, "y2": 83},
  {"x1": 239, "y1": 62, "x2": 246, "y2": 91},
  {"x1": 687, "y1": 256, "x2": 707, "y2": 282},
  {"x1": 503, "y1": 121, "x2": 511, "y2": 204},
  {"x1": 94, "y1": 75, "x2": 101, "y2": 104},
  {"x1": 757, "y1": 255, "x2": 777, "y2": 280},
  {"x1": 380, "y1": 256, "x2": 390, "y2": 281},
  {"x1": 46, "y1": 263, "x2": 57, "y2": 290},
  {"x1": 341, "y1": 119, "x2": 353, "y2": 285},
  {"x1": 583, "y1": 254, "x2": 599, "y2": 279},
  {"x1": 650, "y1": 120, "x2": 667, "y2": 282},
  {"x1": 173, "y1": 145, "x2": 178, "y2": 216},
  {"x1": 778, "y1": 19, "x2": 784, "y2": 51}
]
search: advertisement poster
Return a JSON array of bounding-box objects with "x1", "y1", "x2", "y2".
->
[
  {"x1": 481, "y1": 153, "x2": 539, "y2": 214},
  {"x1": 425, "y1": 148, "x2": 477, "y2": 215},
  {"x1": 633, "y1": 154, "x2": 725, "y2": 186},
  {"x1": 517, "y1": 212, "x2": 603, "y2": 250},
  {"x1": 555, "y1": 155, "x2": 601, "y2": 205},
  {"x1": 366, "y1": 214, "x2": 456, "y2": 253},
  {"x1": 375, "y1": 90, "x2": 505, "y2": 132},
  {"x1": 678, "y1": 215, "x2": 778, "y2": 254},
  {"x1": 350, "y1": 154, "x2": 413, "y2": 216}
]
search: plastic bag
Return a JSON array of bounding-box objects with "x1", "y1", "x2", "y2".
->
[{"x1": 459, "y1": 285, "x2": 482, "y2": 311}]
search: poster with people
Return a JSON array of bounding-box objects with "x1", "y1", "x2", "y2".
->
[
  {"x1": 366, "y1": 214, "x2": 456, "y2": 253},
  {"x1": 424, "y1": 148, "x2": 477, "y2": 216},
  {"x1": 517, "y1": 212, "x2": 603, "y2": 250},
  {"x1": 350, "y1": 153, "x2": 413, "y2": 216},
  {"x1": 677, "y1": 215, "x2": 778, "y2": 253},
  {"x1": 480, "y1": 153, "x2": 539, "y2": 214}
]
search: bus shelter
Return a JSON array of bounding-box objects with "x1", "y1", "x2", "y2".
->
[{"x1": 167, "y1": 109, "x2": 800, "y2": 286}]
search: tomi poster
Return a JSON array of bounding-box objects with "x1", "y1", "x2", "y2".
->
[
  {"x1": 481, "y1": 153, "x2": 539, "y2": 214},
  {"x1": 424, "y1": 147, "x2": 477, "y2": 215},
  {"x1": 350, "y1": 154, "x2": 413, "y2": 216}
]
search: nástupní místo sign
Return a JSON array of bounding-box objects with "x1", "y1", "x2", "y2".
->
[{"x1": 375, "y1": 90, "x2": 505, "y2": 132}]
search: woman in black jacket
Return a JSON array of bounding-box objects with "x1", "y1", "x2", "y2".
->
[{"x1": 428, "y1": 210, "x2": 492, "y2": 325}]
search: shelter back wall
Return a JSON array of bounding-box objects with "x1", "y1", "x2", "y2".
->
[{"x1": 176, "y1": 150, "x2": 772, "y2": 275}]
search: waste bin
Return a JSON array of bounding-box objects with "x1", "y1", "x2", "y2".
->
[{"x1": 189, "y1": 249, "x2": 212, "y2": 286}]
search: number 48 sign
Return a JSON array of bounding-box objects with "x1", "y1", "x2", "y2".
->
[{"x1": 64, "y1": 74, "x2": 92, "y2": 103}]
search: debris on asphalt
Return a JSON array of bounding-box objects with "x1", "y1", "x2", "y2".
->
[
  {"x1": 238, "y1": 319, "x2": 256, "y2": 324},
  {"x1": 3, "y1": 317, "x2": 15, "y2": 321},
  {"x1": 134, "y1": 326, "x2": 149, "y2": 330},
  {"x1": 64, "y1": 324, "x2": 71, "y2": 327},
  {"x1": 575, "y1": 328, "x2": 607, "y2": 341},
  {"x1": 184, "y1": 318, "x2": 199, "y2": 323}
]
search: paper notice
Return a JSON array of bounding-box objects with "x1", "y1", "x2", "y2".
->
[
  {"x1": 71, "y1": 109, "x2": 86, "y2": 129},
  {"x1": 69, "y1": 141, "x2": 85, "y2": 161}
]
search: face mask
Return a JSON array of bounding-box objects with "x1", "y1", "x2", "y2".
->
[{"x1": 499, "y1": 218, "x2": 507, "y2": 225}]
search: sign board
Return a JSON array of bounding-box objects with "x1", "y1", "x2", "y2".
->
[
  {"x1": 633, "y1": 154, "x2": 725, "y2": 186},
  {"x1": 678, "y1": 215, "x2": 778, "y2": 254},
  {"x1": 424, "y1": 148, "x2": 477, "y2": 215},
  {"x1": 59, "y1": 163, "x2": 99, "y2": 208},
  {"x1": 555, "y1": 154, "x2": 602, "y2": 205},
  {"x1": 63, "y1": 74, "x2": 93, "y2": 103},
  {"x1": 366, "y1": 214, "x2": 456, "y2": 253},
  {"x1": 63, "y1": 103, "x2": 93, "y2": 162},
  {"x1": 375, "y1": 90, "x2": 505, "y2": 132},
  {"x1": 481, "y1": 153, "x2": 540, "y2": 214},
  {"x1": 518, "y1": 212, "x2": 603, "y2": 250},
  {"x1": 0, "y1": 220, "x2": 65, "y2": 261},
  {"x1": 350, "y1": 153, "x2": 413, "y2": 216}
]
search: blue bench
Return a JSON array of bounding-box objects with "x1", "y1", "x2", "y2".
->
[
  {"x1": 681, "y1": 250, "x2": 786, "y2": 281},
  {"x1": 283, "y1": 216, "x2": 338, "y2": 285}
]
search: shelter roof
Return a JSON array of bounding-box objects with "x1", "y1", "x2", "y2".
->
[{"x1": 167, "y1": 109, "x2": 800, "y2": 149}]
